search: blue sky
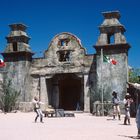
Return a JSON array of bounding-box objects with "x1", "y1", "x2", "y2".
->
[{"x1": 0, "y1": 0, "x2": 140, "y2": 68}]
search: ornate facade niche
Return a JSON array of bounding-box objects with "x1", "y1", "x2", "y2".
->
[{"x1": 44, "y1": 32, "x2": 86, "y2": 67}]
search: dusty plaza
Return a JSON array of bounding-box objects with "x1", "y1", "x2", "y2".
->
[{"x1": 0, "y1": 112, "x2": 138, "y2": 140}]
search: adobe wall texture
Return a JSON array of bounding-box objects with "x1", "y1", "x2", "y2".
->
[{"x1": 0, "y1": 11, "x2": 130, "y2": 112}]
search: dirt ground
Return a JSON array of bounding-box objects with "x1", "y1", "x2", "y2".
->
[{"x1": 0, "y1": 112, "x2": 138, "y2": 140}]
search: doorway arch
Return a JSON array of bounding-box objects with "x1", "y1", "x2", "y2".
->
[{"x1": 58, "y1": 73, "x2": 83, "y2": 110}]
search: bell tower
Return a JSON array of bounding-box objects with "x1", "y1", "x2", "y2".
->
[
  {"x1": 96, "y1": 11, "x2": 127, "y2": 45},
  {"x1": 1, "y1": 23, "x2": 34, "y2": 101},
  {"x1": 94, "y1": 11, "x2": 130, "y2": 100},
  {"x1": 3, "y1": 23, "x2": 33, "y2": 59}
]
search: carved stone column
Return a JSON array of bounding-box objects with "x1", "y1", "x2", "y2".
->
[
  {"x1": 84, "y1": 74, "x2": 90, "y2": 112},
  {"x1": 40, "y1": 75, "x2": 48, "y2": 110},
  {"x1": 52, "y1": 83, "x2": 59, "y2": 108}
]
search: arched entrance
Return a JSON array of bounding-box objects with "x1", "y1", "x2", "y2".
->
[{"x1": 58, "y1": 74, "x2": 83, "y2": 110}]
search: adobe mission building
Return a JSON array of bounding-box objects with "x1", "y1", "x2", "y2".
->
[{"x1": 0, "y1": 11, "x2": 130, "y2": 112}]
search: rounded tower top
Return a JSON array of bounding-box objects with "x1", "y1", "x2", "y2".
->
[
  {"x1": 9, "y1": 23, "x2": 27, "y2": 31},
  {"x1": 3, "y1": 23, "x2": 33, "y2": 56},
  {"x1": 6, "y1": 23, "x2": 30, "y2": 44},
  {"x1": 102, "y1": 11, "x2": 120, "y2": 19},
  {"x1": 7, "y1": 23, "x2": 29, "y2": 38},
  {"x1": 95, "y1": 11, "x2": 129, "y2": 46},
  {"x1": 100, "y1": 11, "x2": 125, "y2": 31}
]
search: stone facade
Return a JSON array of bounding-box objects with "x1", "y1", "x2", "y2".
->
[{"x1": 0, "y1": 11, "x2": 130, "y2": 112}]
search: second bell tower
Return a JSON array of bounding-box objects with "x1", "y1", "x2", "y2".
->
[
  {"x1": 94, "y1": 11, "x2": 130, "y2": 100},
  {"x1": 2, "y1": 23, "x2": 34, "y2": 102}
]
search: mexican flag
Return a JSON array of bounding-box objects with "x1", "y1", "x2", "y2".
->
[
  {"x1": 0, "y1": 59, "x2": 5, "y2": 67},
  {"x1": 103, "y1": 55, "x2": 117, "y2": 65}
]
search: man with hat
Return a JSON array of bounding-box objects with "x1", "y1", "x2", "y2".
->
[
  {"x1": 123, "y1": 93, "x2": 133, "y2": 125},
  {"x1": 112, "y1": 91, "x2": 121, "y2": 120}
]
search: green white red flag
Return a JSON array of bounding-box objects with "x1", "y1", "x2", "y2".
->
[
  {"x1": 103, "y1": 55, "x2": 117, "y2": 65},
  {"x1": 0, "y1": 59, "x2": 5, "y2": 67}
]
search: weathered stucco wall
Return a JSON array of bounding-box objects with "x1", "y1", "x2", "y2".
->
[
  {"x1": 0, "y1": 11, "x2": 130, "y2": 112},
  {"x1": 94, "y1": 51, "x2": 128, "y2": 101}
]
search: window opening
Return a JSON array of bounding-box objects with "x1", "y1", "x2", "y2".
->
[
  {"x1": 59, "y1": 50, "x2": 71, "y2": 62},
  {"x1": 60, "y1": 39, "x2": 69, "y2": 46},
  {"x1": 107, "y1": 34, "x2": 114, "y2": 44},
  {"x1": 13, "y1": 42, "x2": 18, "y2": 51}
]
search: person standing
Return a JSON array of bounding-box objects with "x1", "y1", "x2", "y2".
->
[
  {"x1": 112, "y1": 91, "x2": 121, "y2": 120},
  {"x1": 136, "y1": 104, "x2": 140, "y2": 138},
  {"x1": 123, "y1": 93, "x2": 133, "y2": 125},
  {"x1": 32, "y1": 96, "x2": 44, "y2": 123}
]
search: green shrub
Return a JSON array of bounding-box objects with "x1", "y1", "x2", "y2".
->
[{"x1": 0, "y1": 80, "x2": 20, "y2": 112}]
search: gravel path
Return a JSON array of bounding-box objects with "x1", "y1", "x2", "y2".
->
[{"x1": 0, "y1": 112, "x2": 138, "y2": 140}]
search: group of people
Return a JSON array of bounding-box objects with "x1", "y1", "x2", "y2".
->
[
  {"x1": 112, "y1": 91, "x2": 133, "y2": 124},
  {"x1": 32, "y1": 92, "x2": 140, "y2": 138},
  {"x1": 112, "y1": 91, "x2": 140, "y2": 138}
]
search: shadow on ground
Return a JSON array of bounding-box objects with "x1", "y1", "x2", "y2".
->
[{"x1": 118, "y1": 135, "x2": 140, "y2": 139}]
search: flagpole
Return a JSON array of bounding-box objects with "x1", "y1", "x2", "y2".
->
[{"x1": 101, "y1": 48, "x2": 104, "y2": 116}]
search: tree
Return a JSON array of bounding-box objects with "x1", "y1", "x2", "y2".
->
[
  {"x1": 129, "y1": 68, "x2": 140, "y2": 84},
  {"x1": 0, "y1": 79, "x2": 20, "y2": 112}
]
